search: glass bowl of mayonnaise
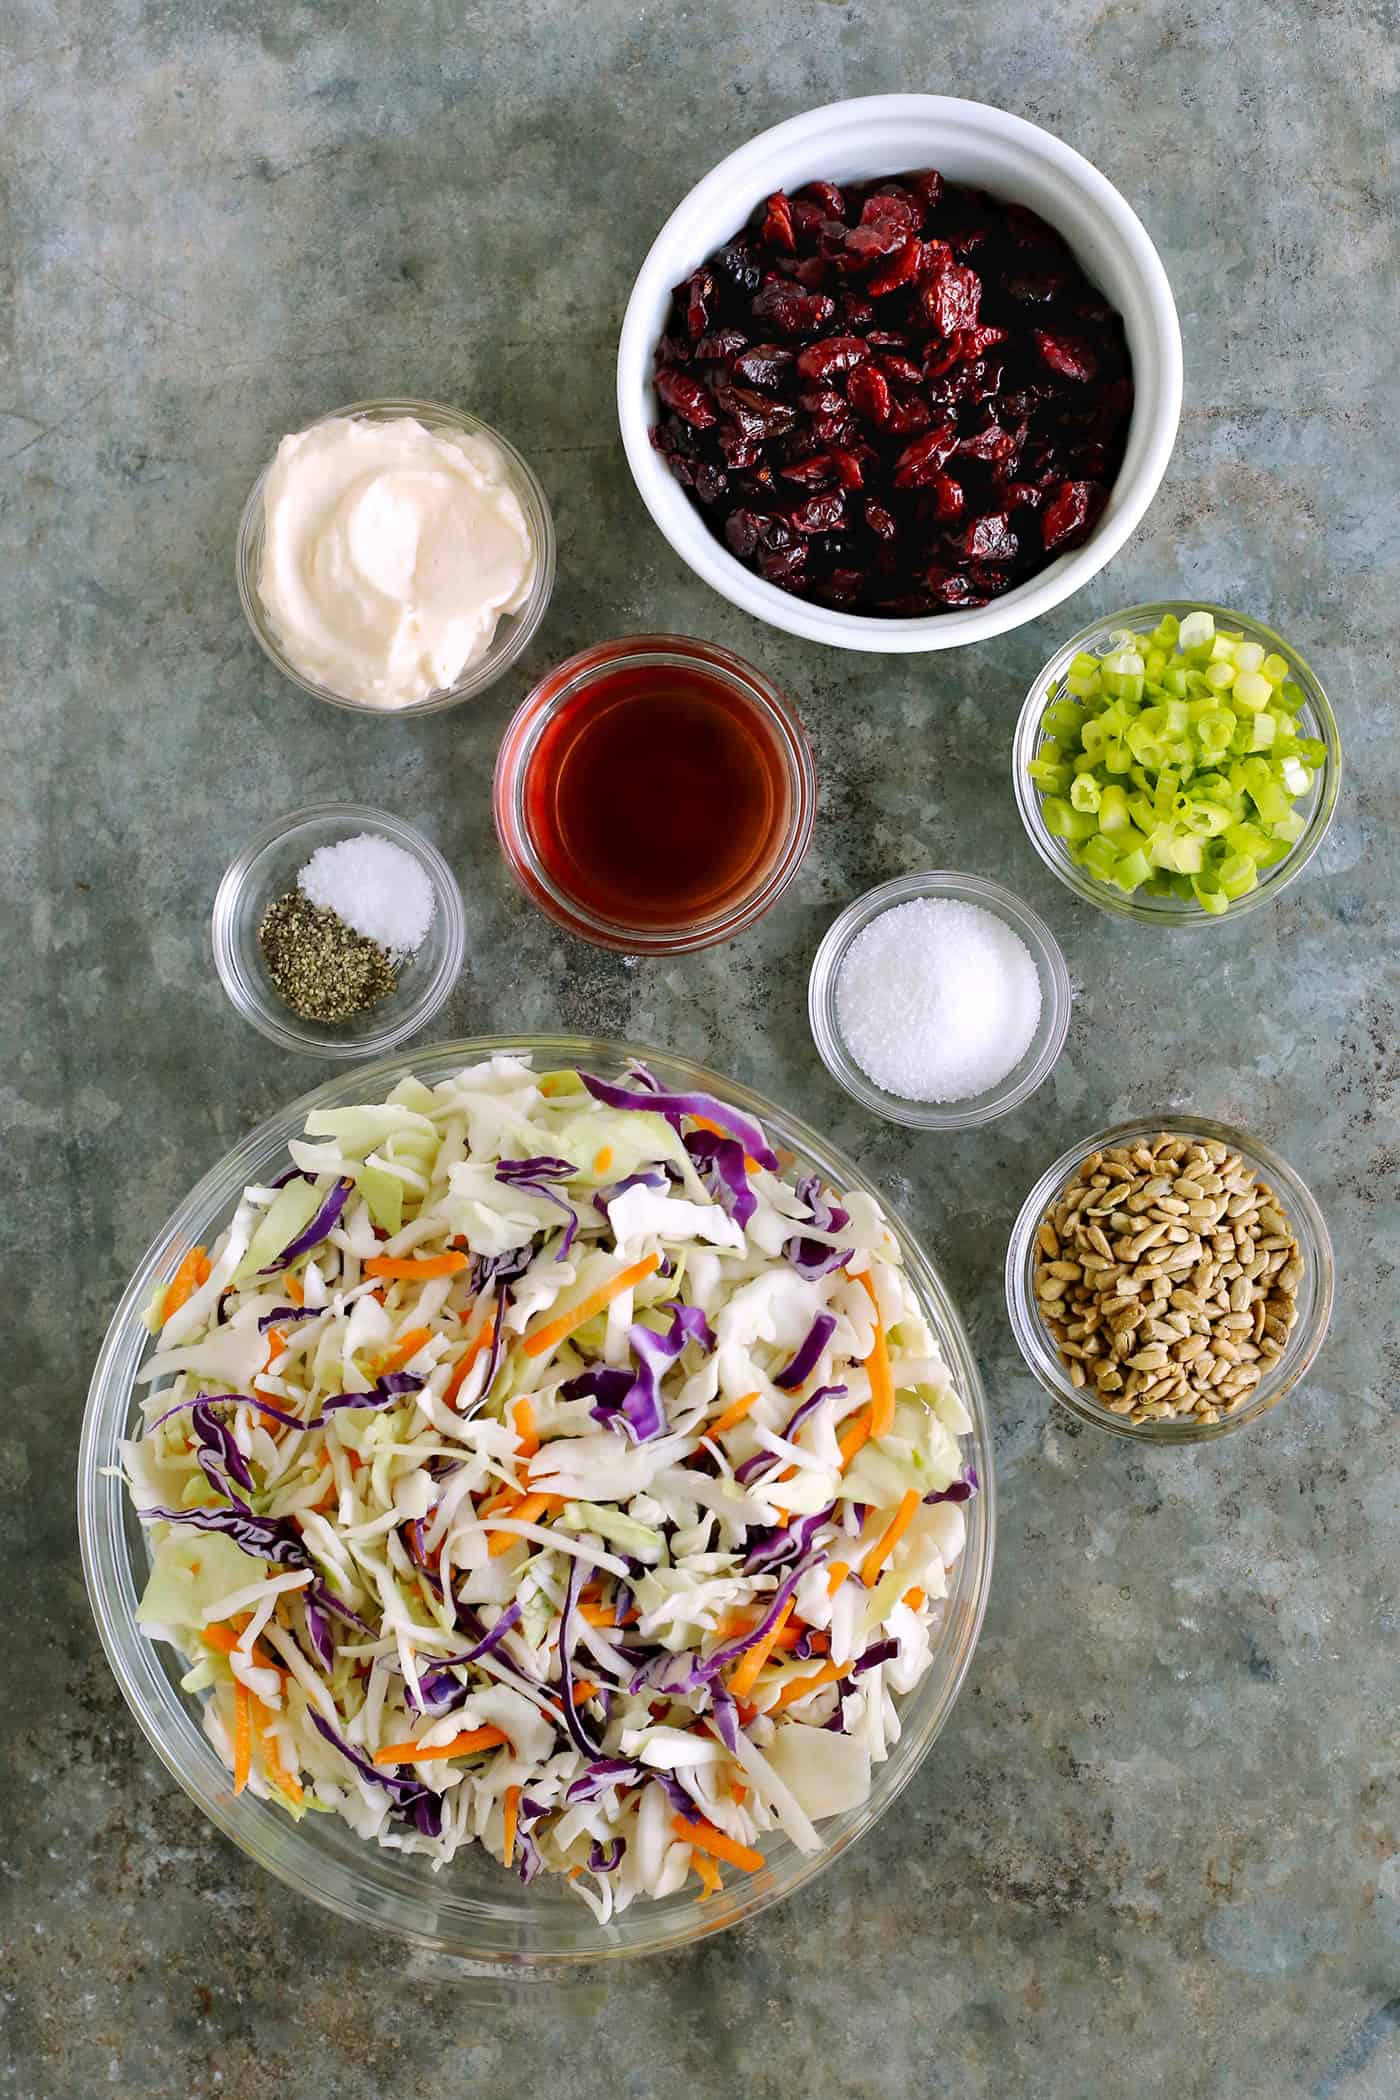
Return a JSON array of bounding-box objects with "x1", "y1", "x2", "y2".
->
[{"x1": 236, "y1": 398, "x2": 556, "y2": 715}]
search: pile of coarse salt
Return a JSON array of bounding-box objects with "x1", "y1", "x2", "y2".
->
[
  {"x1": 297, "y1": 833, "x2": 436, "y2": 961},
  {"x1": 835, "y1": 897, "x2": 1042, "y2": 1103}
]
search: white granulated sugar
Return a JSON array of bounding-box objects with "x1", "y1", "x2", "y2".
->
[
  {"x1": 835, "y1": 897, "x2": 1042, "y2": 1103},
  {"x1": 297, "y1": 833, "x2": 436, "y2": 959}
]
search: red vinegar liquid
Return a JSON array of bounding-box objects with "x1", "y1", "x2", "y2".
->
[{"x1": 523, "y1": 660, "x2": 790, "y2": 930}]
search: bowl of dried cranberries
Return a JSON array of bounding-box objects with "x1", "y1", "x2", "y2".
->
[{"x1": 618, "y1": 94, "x2": 1182, "y2": 653}]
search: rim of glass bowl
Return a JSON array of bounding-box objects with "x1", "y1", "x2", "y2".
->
[
  {"x1": 492, "y1": 636, "x2": 818, "y2": 954},
  {"x1": 210, "y1": 801, "x2": 467, "y2": 1059},
  {"x1": 1012, "y1": 601, "x2": 1341, "y2": 925},
  {"x1": 235, "y1": 398, "x2": 557, "y2": 717},
  {"x1": 1004, "y1": 1113, "x2": 1334, "y2": 1442},
  {"x1": 808, "y1": 872, "x2": 1073, "y2": 1130},
  {"x1": 78, "y1": 1036, "x2": 995, "y2": 1967}
]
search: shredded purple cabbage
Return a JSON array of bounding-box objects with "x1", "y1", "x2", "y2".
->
[
  {"x1": 854, "y1": 1637, "x2": 900, "y2": 1674},
  {"x1": 588, "y1": 1837, "x2": 626, "y2": 1873},
  {"x1": 256, "y1": 1304, "x2": 322, "y2": 1333},
  {"x1": 774, "y1": 1312, "x2": 837, "y2": 1390},
  {"x1": 189, "y1": 1401, "x2": 254, "y2": 1498},
  {"x1": 592, "y1": 1170, "x2": 666, "y2": 1219},
  {"x1": 924, "y1": 1464, "x2": 979, "y2": 1505},
  {"x1": 259, "y1": 1178, "x2": 353, "y2": 1274},
  {"x1": 684, "y1": 1128, "x2": 756, "y2": 1229},
  {"x1": 469, "y1": 1245, "x2": 535, "y2": 1293},
  {"x1": 495, "y1": 1157, "x2": 579, "y2": 1260},
  {"x1": 565, "y1": 1757, "x2": 643, "y2": 1805},
  {"x1": 579, "y1": 1073, "x2": 778, "y2": 1172},
  {"x1": 557, "y1": 1557, "x2": 601, "y2": 1758}
]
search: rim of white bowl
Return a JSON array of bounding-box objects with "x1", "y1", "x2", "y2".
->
[{"x1": 617, "y1": 94, "x2": 1183, "y2": 653}]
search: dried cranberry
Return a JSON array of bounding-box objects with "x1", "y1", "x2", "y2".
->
[
  {"x1": 1034, "y1": 331, "x2": 1100, "y2": 382},
  {"x1": 662, "y1": 451, "x2": 696, "y2": 489},
  {"x1": 695, "y1": 328, "x2": 749, "y2": 362},
  {"x1": 800, "y1": 179, "x2": 847, "y2": 220},
  {"x1": 798, "y1": 385, "x2": 845, "y2": 417},
  {"x1": 693, "y1": 463, "x2": 730, "y2": 506},
  {"x1": 923, "y1": 262, "x2": 981, "y2": 337},
  {"x1": 845, "y1": 221, "x2": 906, "y2": 263},
  {"x1": 876, "y1": 351, "x2": 923, "y2": 386},
  {"x1": 816, "y1": 567, "x2": 864, "y2": 608},
  {"x1": 795, "y1": 335, "x2": 870, "y2": 380},
  {"x1": 860, "y1": 190, "x2": 922, "y2": 235},
  {"x1": 837, "y1": 297, "x2": 876, "y2": 331},
  {"x1": 954, "y1": 325, "x2": 1007, "y2": 359},
  {"x1": 712, "y1": 240, "x2": 761, "y2": 294},
  {"x1": 864, "y1": 497, "x2": 898, "y2": 541},
  {"x1": 683, "y1": 268, "x2": 715, "y2": 339},
  {"x1": 788, "y1": 489, "x2": 846, "y2": 535},
  {"x1": 758, "y1": 543, "x2": 809, "y2": 587},
  {"x1": 730, "y1": 343, "x2": 792, "y2": 388},
  {"x1": 719, "y1": 429, "x2": 764, "y2": 471},
  {"x1": 715, "y1": 381, "x2": 798, "y2": 441},
  {"x1": 1041, "y1": 478, "x2": 1105, "y2": 551},
  {"x1": 908, "y1": 169, "x2": 944, "y2": 213},
  {"x1": 927, "y1": 473, "x2": 965, "y2": 521},
  {"x1": 827, "y1": 446, "x2": 865, "y2": 489},
  {"x1": 791, "y1": 200, "x2": 829, "y2": 249},
  {"x1": 780, "y1": 453, "x2": 839, "y2": 488},
  {"x1": 959, "y1": 512, "x2": 1019, "y2": 562},
  {"x1": 885, "y1": 395, "x2": 933, "y2": 436},
  {"x1": 847, "y1": 363, "x2": 893, "y2": 424},
  {"x1": 917, "y1": 237, "x2": 955, "y2": 281},
  {"x1": 865, "y1": 328, "x2": 910, "y2": 349},
  {"x1": 760, "y1": 192, "x2": 797, "y2": 253},
  {"x1": 867, "y1": 239, "x2": 921, "y2": 296},
  {"x1": 998, "y1": 479, "x2": 1043, "y2": 511},
  {"x1": 655, "y1": 368, "x2": 718, "y2": 429},
  {"x1": 892, "y1": 424, "x2": 958, "y2": 485},
  {"x1": 958, "y1": 416, "x2": 1019, "y2": 462},
  {"x1": 750, "y1": 283, "x2": 836, "y2": 335},
  {"x1": 924, "y1": 567, "x2": 980, "y2": 607}
]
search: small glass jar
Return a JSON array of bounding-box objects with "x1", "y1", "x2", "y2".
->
[
  {"x1": 211, "y1": 803, "x2": 466, "y2": 1058},
  {"x1": 236, "y1": 398, "x2": 556, "y2": 715},
  {"x1": 1012, "y1": 602, "x2": 1341, "y2": 925},
  {"x1": 492, "y1": 634, "x2": 817, "y2": 953},
  {"x1": 807, "y1": 871, "x2": 1072, "y2": 1130},
  {"x1": 1005, "y1": 1113, "x2": 1335, "y2": 1441}
]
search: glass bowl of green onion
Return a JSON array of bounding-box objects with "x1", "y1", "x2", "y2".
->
[{"x1": 1012, "y1": 603, "x2": 1340, "y2": 923}]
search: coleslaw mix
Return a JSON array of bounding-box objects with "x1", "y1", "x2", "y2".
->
[{"x1": 122, "y1": 1057, "x2": 977, "y2": 1917}]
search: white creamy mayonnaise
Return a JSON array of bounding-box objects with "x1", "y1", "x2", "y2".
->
[{"x1": 257, "y1": 414, "x2": 537, "y2": 708}]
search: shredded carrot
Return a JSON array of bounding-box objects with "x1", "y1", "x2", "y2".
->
[
  {"x1": 729, "y1": 1779, "x2": 748, "y2": 1805},
  {"x1": 578, "y1": 1602, "x2": 617, "y2": 1627},
  {"x1": 374, "y1": 1726, "x2": 509, "y2": 1766},
  {"x1": 903, "y1": 1586, "x2": 926, "y2": 1612},
  {"x1": 769, "y1": 1660, "x2": 846, "y2": 1710},
  {"x1": 479, "y1": 1486, "x2": 520, "y2": 1519},
  {"x1": 283, "y1": 1273, "x2": 305, "y2": 1308},
  {"x1": 347, "y1": 1449, "x2": 364, "y2": 1473},
  {"x1": 571, "y1": 1681, "x2": 600, "y2": 1706},
  {"x1": 861, "y1": 1488, "x2": 920, "y2": 1587},
  {"x1": 232, "y1": 1682, "x2": 252, "y2": 1794},
  {"x1": 487, "y1": 1491, "x2": 556, "y2": 1551},
  {"x1": 512, "y1": 1397, "x2": 539, "y2": 1458},
  {"x1": 202, "y1": 1618, "x2": 279, "y2": 1675},
  {"x1": 250, "y1": 1697, "x2": 302, "y2": 1802},
  {"x1": 364, "y1": 1251, "x2": 470, "y2": 1281},
  {"x1": 709, "y1": 1389, "x2": 760, "y2": 1437},
  {"x1": 857, "y1": 1273, "x2": 895, "y2": 1438},
  {"x1": 693, "y1": 1851, "x2": 723, "y2": 1901},
  {"x1": 715, "y1": 1610, "x2": 816, "y2": 1653},
  {"x1": 592, "y1": 1146, "x2": 614, "y2": 1174},
  {"x1": 727, "y1": 1600, "x2": 794, "y2": 1698},
  {"x1": 309, "y1": 1471, "x2": 337, "y2": 1513},
  {"x1": 734, "y1": 1696, "x2": 758, "y2": 1725},
  {"x1": 380, "y1": 1326, "x2": 433, "y2": 1375},
  {"x1": 162, "y1": 1245, "x2": 209, "y2": 1325},
  {"x1": 522, "y1": 1252, "x2": 660, "y2": 1359},
  {"x1": 826, "y1": 1561, "x2": 850, "y2": 1598},
  {"x1": 444, "y1": 1315, "x2": 496, "y2": 1407},
  {"x1": 838, "y1": 1407, "x2": 873, "y2": 1471},
  {"x1": 263, "y1": 1325, "x2": 288, "y2": 1369},
  {"x1": 672, "y1": 1814, "x2": 765, "y2": 1875},
  {"x1": 503, "y1": 1783, "x2": 521, "y2": 1866},
  {"x1": 687, "y1": 1114, "x2": 760, "y2": 1173}
]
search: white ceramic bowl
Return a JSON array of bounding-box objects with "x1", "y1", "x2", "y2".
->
[{"x1": 617, "y1": 95, "x2": 1183, "y2": 654}]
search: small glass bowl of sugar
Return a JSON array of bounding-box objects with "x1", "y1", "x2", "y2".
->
[{"x1": 807, "y1": 871, "x2": 1072, "y2": 1130}]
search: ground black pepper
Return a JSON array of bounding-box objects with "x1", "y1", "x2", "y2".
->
[{"x1": 258, "y1": 890, "x2": 398, "y2": 1022}]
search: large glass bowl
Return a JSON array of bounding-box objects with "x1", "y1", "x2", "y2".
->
[{"x1": 78, "y1": 1036, "x2": 994, "y2": 1968}]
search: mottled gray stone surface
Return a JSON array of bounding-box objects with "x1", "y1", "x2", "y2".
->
[{"x1": 2, "y1": 2, "x2": 1397, "y2": 2095}]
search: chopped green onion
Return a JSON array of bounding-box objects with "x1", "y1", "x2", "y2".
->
[{"x1": 1030, "y1": 608, "x2": 1325, "y2": 914}]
